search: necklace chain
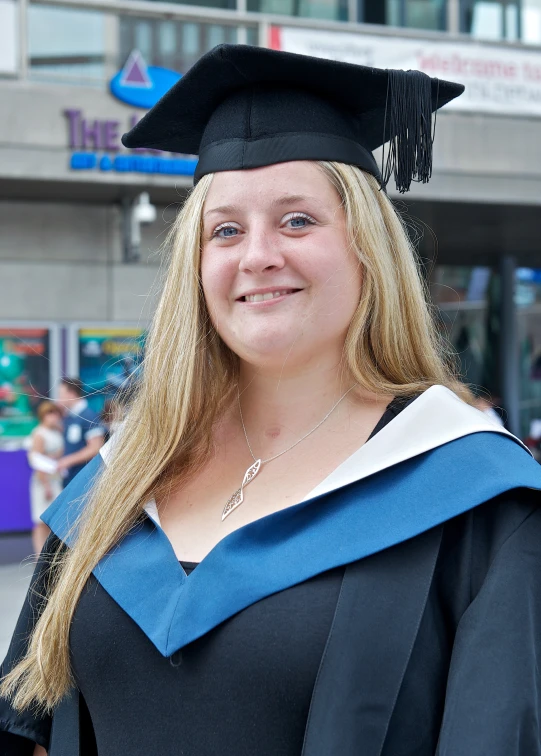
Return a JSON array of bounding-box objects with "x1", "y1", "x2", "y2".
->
[
  {"x1": 221, "y1": 384, "x2": 357, "y2": 521},
  {"x1": 238, "y1": 384, "x2": 357, "y2": 464}
]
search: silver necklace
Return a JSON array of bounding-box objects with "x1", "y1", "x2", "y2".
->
[{"x1": 222, "y1": 384, "x2": 357, "y2": 521}]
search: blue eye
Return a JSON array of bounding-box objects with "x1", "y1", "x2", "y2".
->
[
  {"x1": 286, "y1": 213, "x2": 315, "y2": 229},
  {"x1": 213, "y1": 225, "x2": 238, "y2": 238}
]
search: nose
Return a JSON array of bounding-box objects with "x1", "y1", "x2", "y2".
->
[{"x1": 238, "y1": 225, "x2": 286, "y2": 275}]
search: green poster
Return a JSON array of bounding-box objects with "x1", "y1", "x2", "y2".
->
[{"x1": 0, "y1": 328, "x2": 51, "y2": 438}]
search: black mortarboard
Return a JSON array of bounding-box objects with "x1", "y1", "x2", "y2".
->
[{"x1": 122, "y1": 44, "x2": 464, "y2": 193}]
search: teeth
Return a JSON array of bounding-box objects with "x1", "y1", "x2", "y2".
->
[{"x1": 245, "y1": 290, "x2": 293, "y2": 303}]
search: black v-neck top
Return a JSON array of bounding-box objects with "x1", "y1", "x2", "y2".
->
[
  {"x1": 1, "y1": 395, "x2": 415, "y2": 756},
  {"x1": 180, "y1": 560, "x2": 198, "y2": 574}
]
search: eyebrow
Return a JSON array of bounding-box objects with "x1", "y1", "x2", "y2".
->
[{"x1": 203, "y1": 194, "x2": 319, "y2": 219}]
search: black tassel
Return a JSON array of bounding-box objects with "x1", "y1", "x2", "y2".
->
[{"x1": 380, "y1": 69, "x2": 438, "y2": 194}]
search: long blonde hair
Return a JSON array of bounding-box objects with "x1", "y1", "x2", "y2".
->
[{"x1": 1, "y1": 162, "x2": 468, "y2": 713}]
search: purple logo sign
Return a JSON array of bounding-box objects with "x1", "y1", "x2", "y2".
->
[
  {"x1": 64, "y1": 109, "x2": 137, "y2": 152},
  {"x1": 120, "y1": 50, "x2": 152, "y2": 88},
  {"x1": 110, "y1": 49, "x2": 181, "y2": 109}
]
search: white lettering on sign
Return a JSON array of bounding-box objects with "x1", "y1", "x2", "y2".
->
[{"x1": 269, "y1": 26, "x2": 541, "y2": 117}]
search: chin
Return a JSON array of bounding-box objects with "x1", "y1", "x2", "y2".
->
[
  {"x1": 236, "y1": 343, "x2": 298, "y2": 365},
  {"x1": 229, "y1": 333, "x2": 328, "y2": 371}
]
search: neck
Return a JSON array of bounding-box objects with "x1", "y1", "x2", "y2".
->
[{"x1": 235, "y1": 361, "x2": 359, "y2": 455}]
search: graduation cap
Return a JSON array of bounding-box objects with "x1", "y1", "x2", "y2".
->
[{"x1": 122, "y1": 44, "x2": 464, "y2": 193}]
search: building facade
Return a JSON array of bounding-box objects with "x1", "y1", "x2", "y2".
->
[{"x1": 0, "y1": 0, "x2": 541, "y2": 450}]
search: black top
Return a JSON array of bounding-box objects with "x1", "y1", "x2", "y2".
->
[{"x1": 180, "y1": 561, "x2": 198, "y2": 575}]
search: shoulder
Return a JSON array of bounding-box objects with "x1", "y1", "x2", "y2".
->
[
  {"x1": 471, "y1": 488, "x2": 541, "y2": 564},
  {"x1": 444, "y1": 487, "x2": 539, "y2": 545},
  {"x1": 438, "y1": 488, "x2": 541, "y2": 596}
]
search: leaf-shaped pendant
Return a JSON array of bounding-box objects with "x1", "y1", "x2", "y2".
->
[
  {"x1": 242, "y1": 458, "x2": 261, "y2": 486},
  {"x1": 222, "y1": 459, "x2": 261, "y2": 521}
]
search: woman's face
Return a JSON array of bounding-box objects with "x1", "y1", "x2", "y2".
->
[{"x1": 200, "y1": 161, "x2": 362, "y2": 372}]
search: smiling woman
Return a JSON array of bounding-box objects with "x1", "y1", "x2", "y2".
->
[{"x1": 2, "y1": 45, "x2": 541, "y2": 756}]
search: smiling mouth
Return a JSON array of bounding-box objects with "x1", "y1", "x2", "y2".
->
[{"x1": 240, "y1": 289, "x2": 301, "y2": 303}]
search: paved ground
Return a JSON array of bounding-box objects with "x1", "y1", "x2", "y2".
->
[{"x1": 0, "y1": 535, "x2": 35, "y2": 660}]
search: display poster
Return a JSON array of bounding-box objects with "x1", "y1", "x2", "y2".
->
[
  {"x1": 269, "y1": 26, "x2": 541, "y2": 117},
  {"x1": 0, "y1": 328, "x2": 51, "y2": 438},
  {"x1": 78, "y1": 327, "x2": 146, "y2": 415}
]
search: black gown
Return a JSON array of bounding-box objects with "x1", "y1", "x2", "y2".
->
[{"x1": 1, "y1": 397, "x2": 541, "y2": 755}]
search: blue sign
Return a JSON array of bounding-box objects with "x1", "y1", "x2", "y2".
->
[
  {"x1": 70, "y1": 152, "x2": 197, "y2": 176},
  {"x1": 517, "y1": 268, "x2": 541, "y2": 284},
  {"x1": 110, "y1": 50, "x2": 181, "y2": 109}
]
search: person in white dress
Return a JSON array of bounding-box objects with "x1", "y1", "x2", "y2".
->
[{"x1": 27, "y1": 401, "x2": 64, "y2": 555}]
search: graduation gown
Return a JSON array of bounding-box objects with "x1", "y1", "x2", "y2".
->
[{"x1": 1, "y1": 385, "x2": 541, "y2": 755}]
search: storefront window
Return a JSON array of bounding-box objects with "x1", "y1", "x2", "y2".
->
[
  {"x1": 208, "y1": 24, "x2": 226, "y2": 47},
  {"x1": 405, "y1": 0, "x2": 447, "y2": 27},
  {"x1": 182, "y1": 23, "x2": 201, "y2": 57},
  {"x1": 119, "y1": 18, "x2": 242, "y2": 75},
  {"x1": 523, "y1": 0, "x2": 541, "y2": 44},
  {"x1": 28, "y1": 6, "x2": 256, "y2": 86},
  {"x1": 248, "y1": 0, "x2": 348, "y2": 22},
  {"x1": 460, "y1": 0, "x2": 541, "y2": 43},
  {"x1": 461, "y1": 0, "x2": 517, "y2": 39},
  {"x1": 134, "y1": 21, "x2": 153, "y2": 59},
  {"x1": 150, "y1": 0, "x2": 235, "y2": 8},
  {"x1": 28, "y1": 5, "x2": 106, "y2": 85},
  {"x1": 363, "y1": 0, "x2": 447, "y2": 30},
  {"x1": 159, "y1": 21, "x2": 177, "y2": 70}
]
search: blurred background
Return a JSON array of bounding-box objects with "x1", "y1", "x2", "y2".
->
[{"x1": 1, "y1": 0, "x2": 541, "y2": 656}]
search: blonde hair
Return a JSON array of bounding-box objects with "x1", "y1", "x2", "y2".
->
[{"x1": 1, "y1": 162, "x2": 468, "y2": 713}]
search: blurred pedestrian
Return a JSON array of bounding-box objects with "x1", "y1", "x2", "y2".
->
[
  {"x1": 27, "y1": 400, "x2": 64, "y2": 555},
  {"x1": 55, "y1": 378, "x2": 105, "y2": 486}
]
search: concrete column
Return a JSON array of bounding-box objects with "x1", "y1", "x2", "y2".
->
[
  {"x1": 500, "y1": 254, "x2": 520, "y2": 435},
  {"x1": 446, "y1": 0, "x2": 460, "y2": 33},
  {"x1": 236, "y1": 0, "x2": 248, "y2": 44},
  {"x1": 19, "y1": 0, "x2": 29, "y2": 79},
  {"x1": 258, "y1": 19, "x2": 270, "y2": 47},
  {"x1": 103, "y1": 12, "x2": 120, "y2": 81},
  {"x1": 237, "y1": 27, "x2": 248, "y2": 44}
]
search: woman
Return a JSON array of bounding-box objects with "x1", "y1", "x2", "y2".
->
[
  {"x1": 26, "y1": 400, "x2": 64, "y2": 555},
  {"x1": 2, "y1": 45, "x2": 541, "y2": 756}
]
